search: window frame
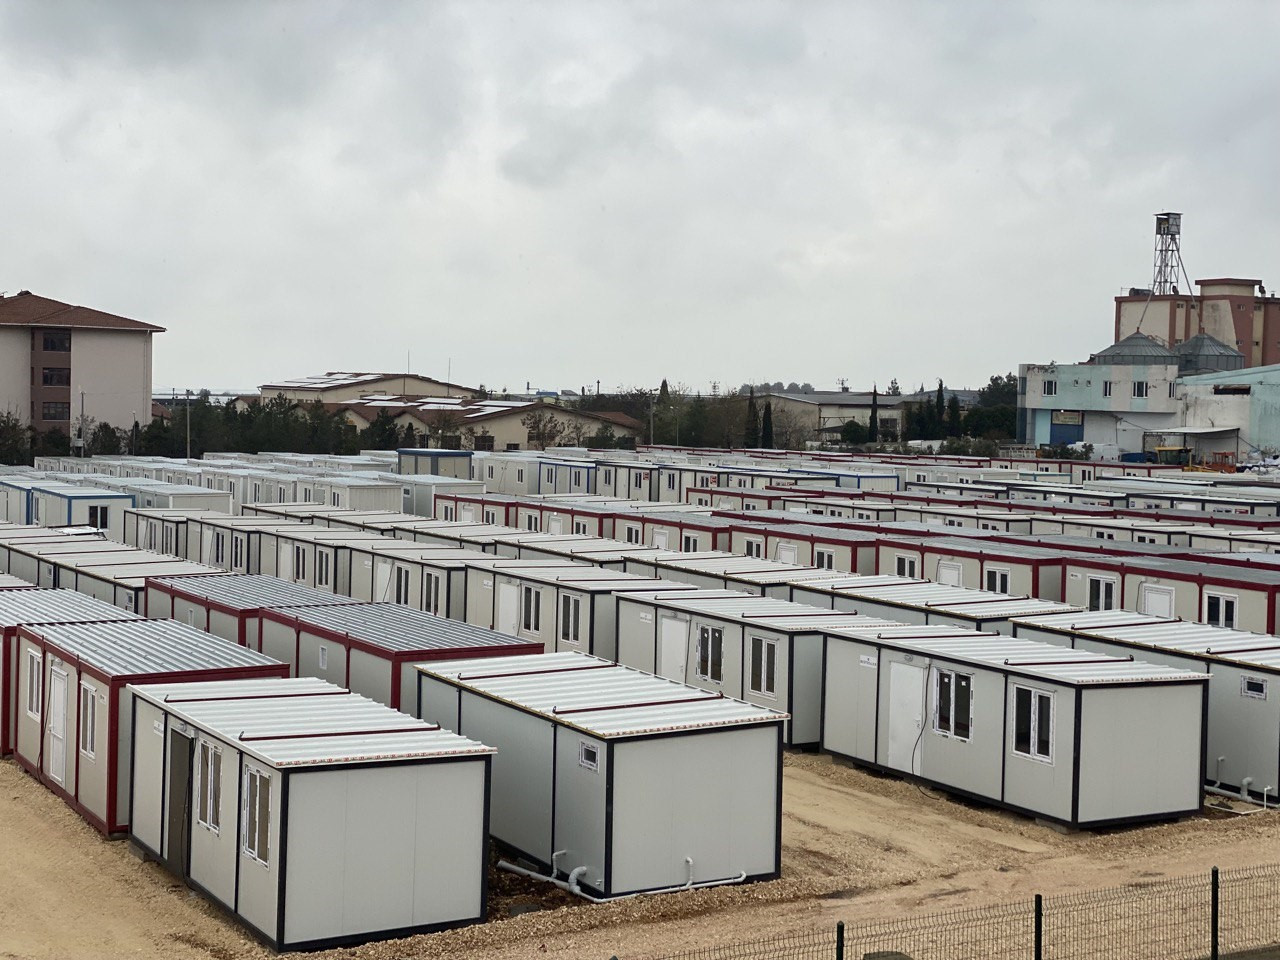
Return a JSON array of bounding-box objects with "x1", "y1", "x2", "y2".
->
[
  {"x1": 1132, "y1": 380, "x2": 1149, "y2": 399},
  {"x1": 748, "y1": 636, "x2": 778, "y2": 698},
  {"x1": 1042, "y1": 380, "x2": 1057, "y2": 397},
  {"x1": 815, "y1": 547, "x2": 835, "y2": 570},
  {"x1": 560, "y1": 594, "x2": 581, "y2": 645},
  {"x1": 695, "y1": 625, "x2": 724, "y2": 683},
  {"x1": 932, "y1": 668, "x2": 972, "y2": 741},
  {"x1": 26, "y1": 649, "x2": 42, "y2": 719},
  {"x1": 985, "y1": 567, "x2": 1011, "y2": 594},
  {"x1": 1012, "y1": 685, "x2": 1055, "y2": 763},
  {"x1": 79, "y1": 682, "x2": 97, "y2": 759},
  {"x1": 196, "y1": 739, "x2": 222, "y2": 833},
  {"x1": 1086, "y1": 575, "x2": 1116, "y2": 611},
  {"x1": 522, "y1": 585, "x2": 541, "y2": 633},
  {"x1": 242, "y1": 766, "x2": 271, "y2": 866},
  {"x1": 1204, "y1": 592, "x2": 1238, "y2": 630}
]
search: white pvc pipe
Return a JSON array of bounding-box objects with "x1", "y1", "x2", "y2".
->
[{"x1": 496, "y1": 859, "x2": 747, "y2": 903}]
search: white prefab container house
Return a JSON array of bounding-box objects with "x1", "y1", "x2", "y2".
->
[
  {"x1": 256, "y1": 602, "x2": 543, "y2": 711},
  {"x1": 1012, "y1": 610, "x2": 1280, "y2": 802},
  {"x1": 262, "y1": 526, "x2": 390, "y2": 594},
  {"x1": 416, "y1": 652, "x2": 785, "y2": 899},
  {"x1": 123, "y1": 508, "x2": 224, "y2": 558},
  {"x1": 346, "y1": 541, "x2": 479, "y2": 615},
  {"x1": 788, "y1": 574, "x2": 1083, "y2": 634},
  {"x1": 390, "y1": 473, "x2": 485, "y2": 518},
  {"x1": 29, "y1": 483, "x2": 134, "y2": 532},
  {"x1": 47, "y1": 554, "x2": 221, "y2": 612},
  {"x1": 0, "y1": 589, "x2": 138, "y2": 755},
  {"x1": 14, "y1": 619, "x2": 287, "y2": 835},
  {"x1": 145, "y1": 573, "x2": 362, "y2": 646},
  {"x1": 821, "y1": 624, "x2": 1207, "y2": 828},
  {"x1": 129, "y1": 678, "x2": 494, "y2": 950},
  {"x1": 615, "y1": 589, "x2": 898, "y2": 748},
  {"x1": 185, "y1": 515, "x2": 304, "y2": 573},
  {"x1": 397, "y1": 447, "x2": 474, "y2": 479}
]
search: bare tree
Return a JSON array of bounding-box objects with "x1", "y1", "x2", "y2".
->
[
  {"x1": 521, "y1": 406, "x2": 567, "y2": 450},
  {"x1": 771, "y1": 408, "x2": 814, "y2": 451}
]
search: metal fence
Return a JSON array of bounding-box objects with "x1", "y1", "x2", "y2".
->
[{"x1": 627, "y1": 864, "x2": 1280, "y2": 960}]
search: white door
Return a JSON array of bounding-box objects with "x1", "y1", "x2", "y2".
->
[
  {"x1": 887, "y1": 662, "x2": 926, "y2": 774},
  {"x1": 461, "y1": 505, "x2": 477, "y2": 522},
  {"x1": 278, "y1": 544, "x2": 293, "y2": 581},
  {"x1": 496, "y1": 582, "x2": 520, "y2": 634},
  {"x1": 653, "y1": 529, "x2": 669, "y2": 550},
  {"x1": 658, "y1": 616, "x2": 689, "y2": 681},
  {"x1": 373, "y1": 559, "x2": 393, "y2": 601},
  {"x1": 936, "y1": 561, "x2": 964, "y2": 587},
  {"x1": 1140, "y1": 584, "x2": 1175, "y2": 618},
  {"x1": 776, "y1": 543, "x2": 798, "y2": 565},
  {"x1": 548, "y1": 516, "x2": 564, "y2": 535},
  {"x1": 48, "y1": 669, "x2": 67, "y2": 785}
]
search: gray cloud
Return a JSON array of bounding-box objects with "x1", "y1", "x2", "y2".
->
[{"x1": 1, "y1": 0, "x2": 1278, "y2": 397}]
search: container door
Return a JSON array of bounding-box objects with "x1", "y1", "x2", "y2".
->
[
  {"x1": 1139, "y1": 584, "x2": 1175, "y2": 618},
  {"x1": 887, "y1": 661, "x2": 926, "y2": 774},
  {"x1": 373, "y1": 558, "x2": 393, "y2": 602},
  {"x1": 658, "y1": 616, "x2": 689, "y2": 681},
  {"x1": 547, "y1": 515, "x2": 564, "y2": 535},
  {"x1": 936, "y1": 561, "x2": 964, "y2": 587},
  {"x1": 165, "y1": 729, "x2": 194, "y2": 879},
  {"x1": 496, "y1": 582, "x2": 520, "y2": 635},
  {"x1": 775, "y1": 543, "x2": 798, "y2": 565},
  {"x1": 47, "y1": 669, "x2": 68, "y2": 784}
]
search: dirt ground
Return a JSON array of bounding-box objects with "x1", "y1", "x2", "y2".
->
[{"x1": 3, "y1": 753, "x2": 1279, "y2": 960}]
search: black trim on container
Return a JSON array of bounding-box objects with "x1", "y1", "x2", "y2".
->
[
  {"x1": 603, "y1": 739, "x2": 615, "y2": 898},
  {"x1": 275, "y1": 771, "x2": 291, "y2": 948},
  {"x1": 1070, "y1": 688, "x2": 1083, "y2": 825}
]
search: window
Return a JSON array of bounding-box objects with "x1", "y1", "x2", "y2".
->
[
  {"x1": 243, "y1": 768, "x2": 271, "y2": 866},
  {"x1": 331, "y1": 492, "x2": 340, "y2": 507},
  {"x1": 572, "y1": 470, "x2": 583, "y2": 487},
  {"x1": 196, "y1": 740, "x2": 222, "y2": 832},
  {"x1": 42, "y1": 367, "x2": 71, "y2": 386},
  {"x1": 1132, "y1": 381, "x2": 1149, "y2": 399},
  {"x1": 682, "y1": 534, "x2": 698, "y2": 552},
  {"x1": 1087, "y1": 576, "x2": 1117, "y2": 610},
  {"x1": 525, "y1": 514, "x2": 539, "y2": 531},
  {"x1": 88, "y1": 505, "x2": 109, "y2": 530},
  {"x1": 810, "y1": 548, "x2": 833, "y2": 570},
  {"x1": 395, "y1": 566, "x2": 411, "y2": 605},
  {"x1": 743, "y1": 538, "x2": 763, "y2": 558},
  {"x1": 516, "y1": 468, "x2": 525, "y2": 484},
  {"x1": 1242, "y1": 677, "x2": 1268, "y2": 700},
  {"x1": 696, "y1": 626, "x2": 723, "y2": 683},
  {"x1": 579, "y1": 742, "x2": 599, "y2": 771},
  {"x1": 560, "y1": 594, "x2": 581, "y2": 644},
  {"x1": 985, "y1": 568, "x2": 1010, "y2": 593},
  {"x1": 424, "y1": 573, "x2": 441, "y2": 614},
  {"x1": 933, "y1": 669, "x2": 972, "y2": 740},
  {"x1": 277, "y1": 485, "x2": 286, "y2": 501},
  {"x1": 487, "y1": 465, "x2": 495, "y2": 480},
  {"x1": 473, "y1": 435, "x2": 494, "y2": 451},
  {"x1": 624, "y1": 526, "x2": 641, "y2": 544},
  {"x1": 602, "y1": 468, "x2": 613, "y2": 486},
  {"x1": 895, "y1": 555, "x2": 917, "y2": 578},
  {"x1": 1205, "y1": 593, "x2": 1237, "y2": 630},
  {"x1": 214, "y1": 532, "x2": 226, "y2": 566},
  {"x1": 522, "y1": 585, "x2": 541, "y2": 632},
  {"x1": 1102, "y1": 381, "x2": 1112, "y2": 398},
  {"x1": 232, "y1": 537, "x2": 244, "y2": 570},
  {"x1": 442, "y1": 504, "x2": 455, "y2": 521},
  {"x1": 633, "y1": 471, "x2": 644, "y2": 488},
  {"x1": 293, "y1": 545, "x2": 307, "y2": 582},
  {"x1": 545, "y1": 468, "x2": 554, "y2": 484},
  {"x1": 79, "y1": 683, "x2": 97, "y2": 758},
  {"x1": 1169, "y1": 382, "x2": 1176, "y2": 398},
  {"x1": 1094, "y1": 530, "x2": 1115, "y2": 540},
  {"x1": 163, "y1": 527, "x2": 174, "y2": 554},
  {"x1": 574, "y1": 520, "x2": 590, "y2": 536},
  {"x1": 1042, "y1": 380, "x2": 1057, "y2": 397},
  {"x1": 507, "y1": 443, "x2": 521, "y2": 451},
  {"x1": 25, "y1": 650, "x2": 41, "y2": 719},
  {"x1": 41, "y1": 331, "x2": 71, "y2": 352},
  {"x1": 1013, "y1": 686, "x2": 1054, "y2": 762},
  {"x1": 316, "y1": 551, "x2": 331, "y2": 588},
  {"x1": 749, "y1": 636, "x2": 777, "y2": 697},
  {"x1": 41, "y1": 402, "x2": 71, "y2": 421},
  {"x1": 666, "y1": 473, "x2": 676, "y2": 491},
  {"x1": 1135, "y1": 534, "x2": 1157, "y2": 544}
]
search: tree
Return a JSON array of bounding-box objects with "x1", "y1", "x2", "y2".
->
[
  {"x1": 886, "y1": 379, "x2": 902, "y2": 396},
  {"x1": 978, "y1": 373, "x2": 1018, "y2": 407},
  {"x1": 771, "y1": 408, "x2": 812, "y2": 450},
  {"x1": 868, "y1": 388, "x2": 879, "y2": 443},
  {"x1": 521, "y1": 405, "x2": 567, "y2": 450},
  {"x1": 946, "y1": 394, "x2": 962, "y2": 437},
  {"x1": 658, "y1": 379, "x2": 670, "y2": 404},
  {"x1": 841, "y1": 418, "x2": 868, "y2": 445},
  {"x1": 0, "y1": 412, "x2": 31, "y2": 465},
  {"x1": 743, "y1": 389, "x2": 760, "y2": 447},
  {"x1": 761, "y1": 401, "x2": 774, "y2": 448},
  {"x1": 935, "y1": 381, "x2": 945, "y2": 425},
  {"x1": 360, "y1": 411, "x2": 402, "y2": 450},
  {"x1": 89, "y1": 422, "x2": 123, "y2": 455}
]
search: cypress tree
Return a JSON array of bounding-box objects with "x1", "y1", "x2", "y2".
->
[
  {"x1": 744, "y1": 388, "x2": 761, "y2": 447},
  {"x1": 761, "y1": 401, "x2": 774, "y2": 448},
  {"x1": 868, "y1": 387, "x2": 879, "y2": 443}
]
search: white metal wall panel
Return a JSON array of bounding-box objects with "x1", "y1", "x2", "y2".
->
[
  {"x1": 130, "y1": 698, "x2": 166, "y2": 854},
  {"x1": 552, "y1": 731, "x2": 607, "y2": 890},
  {"x1": 821, "y1": 637, "x2": 879, "y2": 762}
]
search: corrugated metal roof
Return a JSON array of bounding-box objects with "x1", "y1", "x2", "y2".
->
[
  {"x1": 0, "y1": 588, "x2": 139, "y2": 626},
  {"x1": 129, "y1": 677, "x2": 493, "y2": 766},
  {"x1": 269, "y1": 602, "x2": 538, "y2": 655},
  {"x1": 31, "y1": 619, "x2": 281, "y2": 677},
  {"x1": 796, "y1": 574, "x2": 1083, "y2": 619},
  {"x1": 827, "y1": 624, "x2": 1203, "y2": 685},
  {"x1": 0, "y1": 574, "x2": 33, "y2": 590},
  {"x1": 1012, "y1": 611, "x2": 1280, "y2": 672},
  {"x1": 148, "y1": 573, "x2": 363, "y2": 611},
  {"x1": 420, "y1": 652, "x2": 786, "y2": 737}
]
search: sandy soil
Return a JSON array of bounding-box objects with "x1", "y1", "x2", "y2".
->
[{"x1": 2, "y1": 753, "x2": 1279, "y2": 960}]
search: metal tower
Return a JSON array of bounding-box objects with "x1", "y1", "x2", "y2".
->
[{"x1": 1152, "y1": 212, "x2": 1182, "y2": 294}]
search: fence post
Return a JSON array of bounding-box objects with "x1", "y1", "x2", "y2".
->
[
  {"x1": 1034, "y1": 894, "x2": 1043, "y2": 960},
  {"x1": 1211, "y1": 866, "x2": 1220, "y2": 960},
  {"x1": 835, "y1": 920, "x2": 845, "y2": 960}
]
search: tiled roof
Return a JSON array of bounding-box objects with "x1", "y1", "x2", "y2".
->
[{"x1": 0, "y1": 291, "x2": 164, "y2": 332}]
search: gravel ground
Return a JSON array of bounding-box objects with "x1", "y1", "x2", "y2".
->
[{"x1": 2, "y1": 753, "x2": 1278, "y2": 960}]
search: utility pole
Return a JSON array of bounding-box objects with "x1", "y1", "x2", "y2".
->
[
  {"x1": 648, "y1": 391, "x2": 655, "y2": 445},
  {"x1": 79, "y1": 390, "x2": 86, "y2": 458},
  {"x1": 185, "y1": 389, "x2": 192, "y2": 460}
]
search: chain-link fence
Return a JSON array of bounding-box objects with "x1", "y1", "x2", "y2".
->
[{"x1": 629, "y1": 864, "x2": 1280, "y2": 960}]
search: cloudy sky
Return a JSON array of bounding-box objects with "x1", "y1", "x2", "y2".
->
[{"x1": 2, "y1": 2, "x2": 1278, "y2": 397}]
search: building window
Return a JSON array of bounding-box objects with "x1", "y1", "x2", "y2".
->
[
  {"x1": 579, "y1": 742, "x2": 599, "y2": 771},
  {"x1": 1242, "y1": 677, "x2": 1268, "y2": 700},
  {"x1": 442, "y1": 504, "x2": 455, "y2": 521},
  {"x1": 545, "y1": 468, "x2": 554, "y2": 484},
  {"x1": 232, "y1": 537, "x2": 244, "y2": 570},
  {"x1": 744, "y1": 538, "x2": 763, "y2": 558},
  {"x1": 79, "y1": 682, "x2": 97, "y2": 758},
  {"x1": 41, "y1": 402, "x2": 71, "y2": 421},
  {"x1": 197, "y1": 740, "x2": 222, "y2": 832},
  {"x1": 1102, "y1": 381, "x2": 1112, "y2": 398},
  {"x1": 42, "y1": 367, "x2": 71, "y2": 386},
  {"x1": 1094, "y1": 530, "x2": 1115, "y2": 540},
  {"x1": 293, "y1": 545, "x2": 307, "y2": 582},
  {"x1": 25, "y1": 650, "x2": 41, "y2": 719},
  {"x1": 682, "y1": 534, "x2": 698, "y2": 552},
  {"x1": 486, "y1": 465, "x2": 495, "y2": 480},
  {"x1": 666, "y1": 473, "x2": 676, "y2": 491},
  {"x1": 213, "y1": 532, "x2": 226, "y2": 566},
  {"x1": 985, "y1": 568, "x2": 1010, "y2": 593},
  {"x1": 424, "y1": 573, "x2": 441, "y2": 614},
  {"x1": 318, "y1": 645, "x2": 328, "y2": 670},
  {"x1": 243, "y1": 767, "x2": 271, "y2": 866},
  {"x1": 602, "y1": 468, "x2": 613, "y2": 486},
  {"x1": 748, "y1": 636, "x2": 777, "y2": 697},
  {"x1": 88, "y1": 506, "x2": 109, "y2": 530},
  {"x1": 696, "y1": 626, "x2": 723, "y2": 683},
  {"x1": 473, "y1": 435, "x2": 494, "y2": 451},
  {"x1": 1168, "y1": 382, "x2": 1176, "y2": 398},
  {"x1": 41, "y1": 331, "x2": 71, "y2": 352},
  {"x1": 522, "y1": 585, "x2": 541, "y2": 633},
  {"x1": 1042, "y1": 380, "x2": 1057, "y2": 397},
  {"x1": 815, "y1": 548, "x2": 835, "y2": 570},
  {"x1": 525, "y1": 514, "x2": 539, "y2": 531},
  {"x1": 625, "y1": 526, "x2": 641, "y2": 544},
  {"x1": 1132, "y1": 381, "x2": 1149, "y2": 399},
  {"x1": 316, "y1": 551, "x2": 331, "y2": 588},
  {"x1": 1013, "y1": 687, "x2": 1054, "y2": 762},
  {"x1": 331, "y1": 492, "x2": 340, "y2": 507},
  {"x1": 516, "y1": 468, "x2": 525, "y2": 483},
  {"x1": 572, "y1": 470, "x2": 583, "y2": 487},
  {"x1": 1087, "y1": 576, "x2": 1116, "y2": 611},
  {"x1": 1205, "y1": 593, "x2": 1237, "y2": 630},
  {"x1": 574, "y1": 520, "x2": 590, "y2": 536},
  {"x1": 895, "y1": 555, "x2": 917, "y2": 578},
  {"x1": 506, "y1": 443, "x2": 521, "y2": 451},
  {"x1": 934, "y1": 669, "x2": 972, "y2": 740},
  {"x1": 395, "y1": 566, "x2": 410, "y2": 604},
  {"x1": 560, "y1": 594, "x2": 581, "y2": 644}
]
